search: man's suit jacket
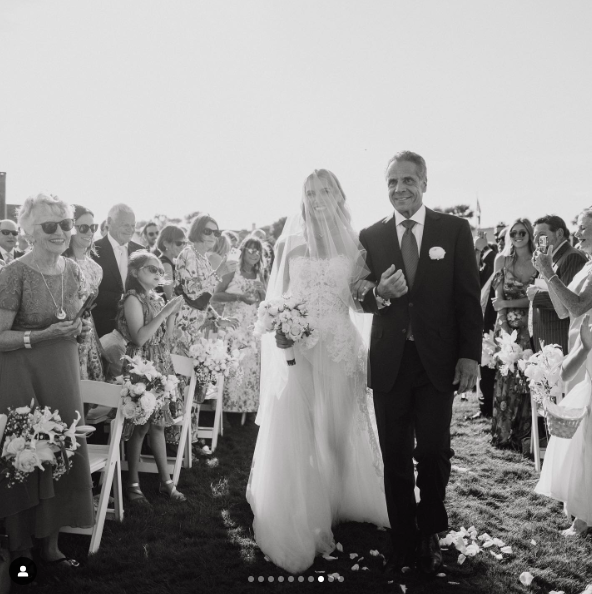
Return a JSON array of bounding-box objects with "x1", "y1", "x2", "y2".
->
[
  {"x1": 532, "y1": 241, "x2": 587, "y2": 353},
  {"x1": 360, "y1": 208, "x2": 483, "y2": 393},
  {"x1": 91, "y1": 236, "x2": 144, "y2": 337},
  {"x1": 0, "y1": 250, "x2": 24, "y2": 262}
]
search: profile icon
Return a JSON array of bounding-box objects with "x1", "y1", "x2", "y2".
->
[{"x1": 9, "y1": 557, "x2": 37, "y2": 585}]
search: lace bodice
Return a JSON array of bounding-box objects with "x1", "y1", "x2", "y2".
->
[{"x1": 289, "y1": 255, "x2": 363, "y2": 375}]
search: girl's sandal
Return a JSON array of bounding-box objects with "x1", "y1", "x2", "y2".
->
[
  {"x1": 159, "y1": 479, "x2": 187, "y2": 502},
  {"x1": 125, "y1": 483, "x2": 151, "y2": 506}
]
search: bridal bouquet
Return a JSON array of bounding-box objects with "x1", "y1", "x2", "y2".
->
[
  {"x1": 119, "y1": 355, "x2": 180, "y2": 425},
  {"x1": 188, "y1": 337, "x2": 242, "y2": 397},
  {"x1": 254, "y1": 294, "x2": 318, "y2": 366},
  {"x1": 0, "y1": 401, "x2": 81, "y2": 488},
  {"x1": 493, "y1": 330, "x2": 533, "y2": 379},
  {"x1": 520, "y1": 343, "x2": 564, "y2": 406}
]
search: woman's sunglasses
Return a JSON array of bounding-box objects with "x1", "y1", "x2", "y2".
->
[
  {"x1": 174, "y1": 240, "x2": 186, "y2": 247},
  {"x1": 245, "y1": 247, "x2": 261, "y2": 255},
  {"x1": 36, "y1": 219, "x2": 74, "y2": 234},
  {"x1": 0, "y1": 230, "x2": 18, "y2": 237},
  {"x1": 140, "y1": 265, "x2": 165, "y2": 276},
  {"x1": 202, "y1": 228, "x2": 221, "y2": 238},
  {"x1": 509, "y1": 230, "x2": 528, "y2": 239},
  {"x1": 75, "y1": 223, "x2": 99, "y2": 234}
]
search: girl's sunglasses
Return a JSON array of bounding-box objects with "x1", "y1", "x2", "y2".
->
[
  {"x1": 245, "y1": 247, "x2": 261, "y2": 255},
  {"x1": 75, "y1": 223, "x2": 99, "y2": 234},
  {"x1": 36, "y1": 219, "x2": 74, "y2": 234},
  {"x1": 202, "y1": 228, "x2": 221, "y2": 237},
  {"x1": 140, "y1": 265, "x2": 165, "y2": 276},
  {"x1": 509, "y1": 230, "x2": 528, "y2": 239},
  {"x1": 0, "y1": 230, "x2": 18, "y2": 236}
]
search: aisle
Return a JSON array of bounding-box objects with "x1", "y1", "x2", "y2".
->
[{"x1": 33, "y1": 398, "x2": 592, "y2": 594}]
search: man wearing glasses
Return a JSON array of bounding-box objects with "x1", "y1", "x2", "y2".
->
[
  {"x1": 92, "y1": 204, "x2": 144, "y2": 337},
  {"x1": 142, "y1": 221, "x2": 159, "y2": 251},
  {"x1": 0, "y1": 220, "x2": 24, "y2": 264}
]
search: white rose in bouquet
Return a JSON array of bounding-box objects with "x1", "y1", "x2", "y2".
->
[
  {"x1": 14, "y1": 449, "x2": 43, "y2": 473},
  {"x1": 15, "y1": 406, "x2": 31, "y2": 415},
  {"x1": 122, "y1": 399, "x2": 138, "y2": 419},
  {"x1": 4, "y1": 436, "x2": 26, "y2": 457},
  {"x1": 140, "y1": 392, "x2": 157, "y2": 414},
  {"x1": 132, "y1": 382, "x2": 147, "y2": 396}
]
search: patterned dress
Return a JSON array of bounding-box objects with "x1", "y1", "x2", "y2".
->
[
  {"x1": 172, "y1": 244, "x2": 219, "y2": 356},
  {"x1": 0, "y1": 259, "x2": 94, "y2": 551},
  {"x1": 222, "y1": 269, "x2": 262, "y2": 413},
  {"x1": 491, "y1": 262, "x2": 537, "y2": 450},
  {"x1": 117, "y1": 290, "x2": 177, "y2": 440},
  {"x1": 75, "y1": 256, "x2": 105, "y2": 381}
]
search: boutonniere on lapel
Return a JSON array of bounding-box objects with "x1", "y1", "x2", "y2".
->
[{"x1": 429, "y1": 247, "x2": 446, "y2": 260}]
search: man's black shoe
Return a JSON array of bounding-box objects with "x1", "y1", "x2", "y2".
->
[
  {"x1": 383, "y1": 549, "x2": 415, "y2": 576},
  {"x1": 417, "y1": 534, "x2": 442, "y2": 575}
]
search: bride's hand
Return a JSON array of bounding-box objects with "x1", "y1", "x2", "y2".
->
[
  {"x1": 275, "y1": 330, "x2": 294, "y2": 349},
  {"x1": 352, "y1": 279, "x2": 376, "y2": 302}
]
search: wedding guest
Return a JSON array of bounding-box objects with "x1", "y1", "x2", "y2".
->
[
  {"x1": 527, "y1": 215, "x2": 587, "y2": 354},
  {"x1": 533, "y1": 207, "x2": 592, "y2": 392},
  {"x1": 213, "y1": 237, "x2": 267, "y2": 418},
  {"x1": 0, "y1": 192, "x2": 93, "y2": 565},
  {"x1": 63, "y1": 205, "x2": 105, "y2": 381},
  {"x1": 142, "y1": 221, "x2": 159, "y2": 251},
  {"x1": 99, "y1": 220, "x2": 108, "y2": 237},
  {"x1": 117, "y1": 252, "x2": 186, "y2": 504},
  {"x1": 167, "y1": 214, "x2": 239, "y2": 445},
  {"x1": 208, "y1": 233, "x2": 231, "y2": 270},
  {"x1": 223, "y1": 230, "x2": 239, "y2": 248},
  {"x1": 491, "y1": 218, "x2": 537, "y2": 450},
  {"x1": 495, "y1": 226, "x2": 508, "y2": 254},
  {"x1": 535, "y1": 314, "x2": 592, "y2": 537},
  {"x1": 0, "y1": 220, "x2": 24, "y2": 263},
  {"x1": 92, "y1": 204, "x2": 143, "y2": 337},
  {"x1": 155, "y1": 225, "x2": 187, "y2": 302}
]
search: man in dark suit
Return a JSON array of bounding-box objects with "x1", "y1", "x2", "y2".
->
[
  {"x1": 0, "y1": 220, "x2": 25, "y2": 263},
  {"x1": 92, "y1": 204, "x2": 144, "y2": 337},
  {"x1": 357, "y1": 151, "x2": 482, "y2": 575},
  {"x1": 527, "y1": 215, "x2": 587, "y2": 354}
]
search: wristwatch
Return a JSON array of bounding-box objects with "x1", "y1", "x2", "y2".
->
[{"x1": 374, "y1": 287, "x2": 391, "y2": 308}]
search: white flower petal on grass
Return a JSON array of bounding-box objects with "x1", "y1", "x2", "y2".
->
[
  {"x1": 458, "y1": 553, "x2": 467, "y2": 565},
  {"x1": 206, "y1": 458, "x2": 219, "y2": 468},
  {"x1": 500, "y1": 546, "x2": 513, "y2": 554},
  {"x1": 401, "y1": 566, "x2": 412, "y2": 574},
  {"x1": 492, "y1": 538, "x2": 505, "y2": 547},
  {"x1": 335, "y1": 542, "x2": 343, "y2": 552},
  {"x1": 328, "y1": 573, "x2": 341, "y2": 581},
  {"x1": 437, "y1": 572, "x2": 447, "y2": 578},
  {"x1": 549, "y1": 591, "x2": 566, "y2": 594},
  {"x1": 465, "y1": 543, "x2": 480, "y2": 557},
  {"x1": 351, "y1": 564, "x2": 359, "y2": 571},
  {"x1": 449, "y1": 582, "x2": 460, "y2": 586},
  {"x1": 349, "y1": 553, "x2": 358, "y2": 559},
  {"x1": 322, "y1": 554, "x2": 337, "y2": 561},
  {"x1": 361, "y1": 567, "x2": 369, "y2": 571},
  {"x1": 478, "y1": 533, "x2": 492, "y2": 542},
  {"x1": 519, "y1": 571, "x2": 534, "y2": 586},
  {"x1": 490, "y1": 551, "x2": 503, "y2": 560},
  {"x1": 400, "y1": 585, "x2": 408, "y2": 593},
  {"x1": 530, "y1": 539, "x2": 536, "y2": 546},
  {"x1": 482, "y1": 540, "x2": 495, "y2": 548},
  {"x1": 369, "y1": 549, "x2": 379, "y2": 556}
]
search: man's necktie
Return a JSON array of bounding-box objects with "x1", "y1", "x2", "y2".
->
[
  {"x1": 401, "y1": 219, "x2": 419, "y2": 340},
  {"x1": 5, "y1": 252, "x2": 13, "y2": 264},
  {"x1": 401, "y1": 220, "x2": 419, "y2": 289}
]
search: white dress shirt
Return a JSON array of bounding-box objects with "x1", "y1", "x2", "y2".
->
[
  {"x1": 108, "y1": 232, "x2": 129, "y2": 286},
  {"x1": 393, "y1": 203, "x2": 426, "y2": 252}
]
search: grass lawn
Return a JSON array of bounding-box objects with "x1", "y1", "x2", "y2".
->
[{"x1": 32, "y1": 395, "x2": 592, "y2": 594}]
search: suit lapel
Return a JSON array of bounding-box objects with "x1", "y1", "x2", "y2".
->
[{"x1": 411, "y1": 208, "x2": 440, "y2": 294}]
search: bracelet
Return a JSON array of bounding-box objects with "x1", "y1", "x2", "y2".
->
[
  {"x1": 23, "y1": 331, "x2": 32, "y2": 349},
  {"x1": 547, "y1": 274, "x2": 558, "y2": 283}
]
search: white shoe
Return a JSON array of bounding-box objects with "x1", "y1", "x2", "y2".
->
[{"x1": 562, "y1": 518, "x2": 588, "y2": 537}]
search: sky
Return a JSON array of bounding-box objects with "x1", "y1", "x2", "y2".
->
[{"x1": 0, "y1": 0, "x2": 591, "y2": 232}]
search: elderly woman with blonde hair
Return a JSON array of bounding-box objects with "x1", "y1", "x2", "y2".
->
[{"x1": 0, "y1": 193, "x2": 93, "y2": 566}]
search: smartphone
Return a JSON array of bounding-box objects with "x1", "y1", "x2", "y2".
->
[
  {"x1": 74, "y1": 294, "x2": 97, "y2": 323},
  {"x1": 538, "y1": 235, "x2": 548, "y2": 254}
]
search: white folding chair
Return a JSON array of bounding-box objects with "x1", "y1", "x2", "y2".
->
[
  {"x1": 120, "y1": 354, "x2": 195, "y2": 485},
  {"x1": 530, "y1": 394, "x2": 546, "y2": 472},
  {"x1": 61, "y1": 380, "x2": 124, "y2": 554},
  {"x1": 195, "y1": 374, "x2": 225, "y2": 452}
]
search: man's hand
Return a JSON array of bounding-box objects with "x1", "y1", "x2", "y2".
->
[
  {"x1": 275, "y1": 330, "x2": 294, "y2": 350},
  {"x1": 377, "y1": 265, "x2": 408, "y2": 300},
  {"x1": 532, "y1": 243, "x2": 556, "y2": 278},
  {"x1": 491, "y1": 297, "x2": 508, "y2": 312},
  {"x1": 453, "y1": 358, "x2": 479, "y2": 393},
  {"x1": 526, "y1": 285, "x2": 539, "y2": 301},
  {"x1": 352, "y1": 279, "x2": 376, "y2": 302}
]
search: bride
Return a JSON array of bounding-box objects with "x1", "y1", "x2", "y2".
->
[{"x1": 246, "y1": 169, "x2": 389, "y2": 574}]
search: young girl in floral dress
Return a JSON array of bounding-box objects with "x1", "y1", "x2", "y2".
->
[{"x1": 117, "y1": 251, "x2": 185, "y2": 504}]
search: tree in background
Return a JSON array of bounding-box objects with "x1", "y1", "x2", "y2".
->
[{"x1": 270, "y1": 216, "x2": 287, "y2": 240}]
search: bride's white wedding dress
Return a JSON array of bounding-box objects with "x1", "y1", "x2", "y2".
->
[{"x1": 246, "y1": 255, "x2": 389, "y2": 574}]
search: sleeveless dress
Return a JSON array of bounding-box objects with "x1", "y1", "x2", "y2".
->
[
  {"x1": 491, "y1": 263, "x2": 537, "y2": 450},
  {"x1": 246, "y1": 255, "x2": 389, "y2": 574},
  {"x1": 535, "y1": 350, "x2": 592, "y2": 523},
  {"x1": 222, "y1": 269, "x2": 261, "y2": 413},
  {"x1": 75, "y1": 256, "x2": 105, "y2": 381},
  {"x1": 0, "y1": 259, "x2": 94, "y2": 551},
  {"x1": 116, "y1": 290, "x2": 177, "y2": 440}
]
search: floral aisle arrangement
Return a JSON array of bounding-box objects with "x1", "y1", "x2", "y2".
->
[
  {"x1": 254, "y1": 294, "x2": 318, "y2": 365},
  {"x1": 0, "y1": 402, "x2": 81, "y2": 488},
  {"x1": 188, "y1": 337, "x2": 243, "y2": 401},
  {"x1": 482, "y1": 329, "x2": 533, "y2": 386},
  {"x1": 521, "y1": 343, "x2": 564, "y2": 407},
  {"x1": 119, "y1": 355, "x2": 180, "y2": 425}
]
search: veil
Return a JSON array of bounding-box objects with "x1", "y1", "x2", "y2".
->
[{"x1": 256, "y1": 169, "x2": 373, "y2": 426}]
